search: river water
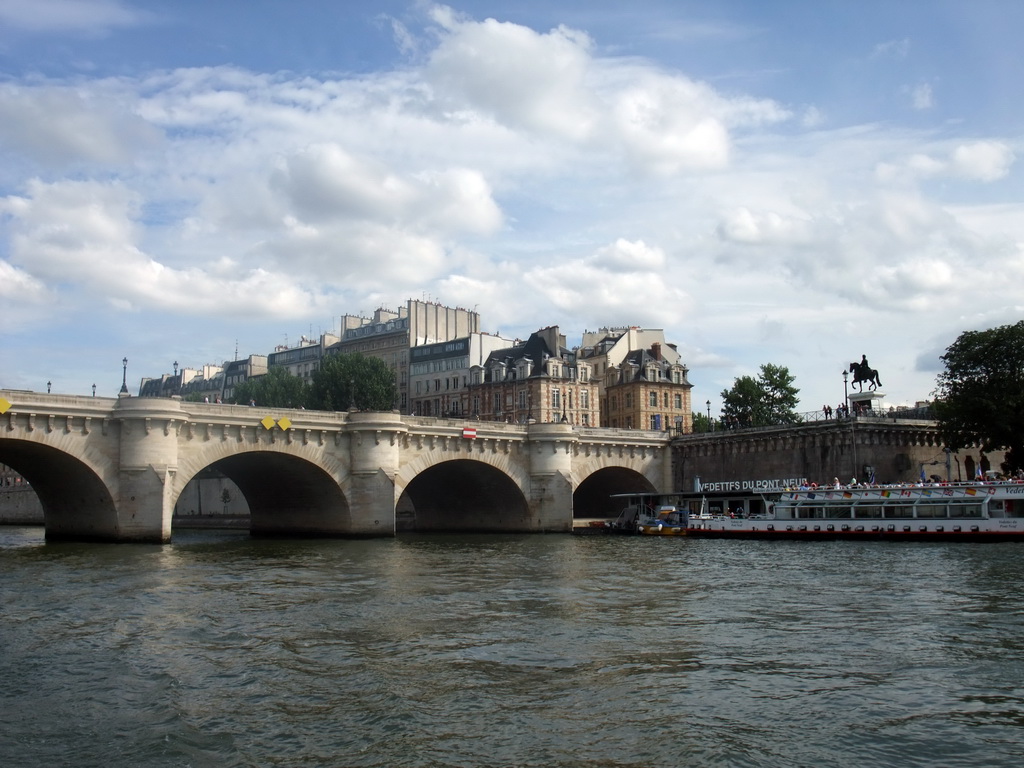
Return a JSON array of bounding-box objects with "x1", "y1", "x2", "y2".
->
[{"x1": 2, "y1": 526, "x2": 1024, "y2": 768}]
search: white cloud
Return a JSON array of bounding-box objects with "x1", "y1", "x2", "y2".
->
[
  {"x1": 716, "y1": 208, "x2": 814, "y2": 246},
  {"x1": 1, "y1": 179, "x2": 328, "y2": 317},
  {"x1": 870, "y1": 38, "x2": 911, "y2": 60},
  {"x1": 876, "y1": 140, "x2": 1015, "y2": 184},
  {"x1": 423, "y1": 6, "x2": 787, "y2": 175},
  {"x1": 911, "y1": 83, "x2": 933, "y2": 110},
  {"x1": 0, "y1": 0, "x2": 150, "y2": 34},
  {"x1": 950, "y1": 141, "x2": 1015, "y2": 181},
  {"x1": 426, "y1": 10, "x2": 597, "y2": 141},
  {"x1": 0, "y1": 83, "x2": 162, "y2": 168},
  {"x1": 591, "y1": 239, "x2": 666, "y2": 270}
]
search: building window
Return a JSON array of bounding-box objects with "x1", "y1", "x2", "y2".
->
[
  {"x1": 649, "y1": 391, "x2": 658, "y2": 407},
  {"x1": 582, "y1": 390, "x2": 589, "y2": 409},
  {"x1": 674, "y1": 394, "x2": 682, "y2": 409},
  {"x1": 552, "y1": 388, "x2": 561, "y2": 410}
]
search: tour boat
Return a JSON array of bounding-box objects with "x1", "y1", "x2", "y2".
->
[
  {"x1": 604, "y1": 493, "x2": 689, "y2": 535},
  {"x1": 684, "y1": 481, "x2": 1024, "y2": 541}
]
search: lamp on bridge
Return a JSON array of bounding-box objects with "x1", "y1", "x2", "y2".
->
[
  {"x1": 47, "y1": 381, "x2": 51, "y2": 394},
  {"x1": 706, "y1": 399, "x2": 711, "y2": 431},
  {"x1": 120, "y1": 357, "x2": 129, "y2": 395},
  {"x1": 842, "y1": 369, "x2": 848, "y2": 411},
  {"x1": 92, "y1": 383, "x2": 96, "y2": 398}
]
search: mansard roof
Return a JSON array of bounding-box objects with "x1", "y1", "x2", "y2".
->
[
  {"x1": 480, "y1": 332, "x2": 554, "y2": 378},
  {"x1": 614, "y1": 348, "x2": 691, "y2": 385}
]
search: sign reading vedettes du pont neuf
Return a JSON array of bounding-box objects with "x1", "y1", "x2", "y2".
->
[{"x1": 697, "y1": 478, "x2": 809, "y2": 492}]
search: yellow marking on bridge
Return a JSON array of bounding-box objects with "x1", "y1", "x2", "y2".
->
[
  {"x1": 0, "y1": 397, "x2": 10, "y2": 415},
  {"x1": 260, "y1": 414, "x2": 292, "y2": 430}
]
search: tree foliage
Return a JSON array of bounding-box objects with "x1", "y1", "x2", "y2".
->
[
  {"x1": 233, "y1": 366, "x2": 309, "y2": 408},
  {"x1": 720, "y1": 364, "x2": 800, "y2": 427},
  {"x1": 691, "y1": 411, "x2": 712, "y2": 433},
  {"x1": 308, "y1": 353, "x2": 396, "y2": 412},
  {"x1": 934, "y1": 320, "x2": 1024, "y2": 471}
]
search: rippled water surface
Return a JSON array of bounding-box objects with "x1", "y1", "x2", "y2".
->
[{"x1": 3, "y1": 526, "x2": 1024, "y2": 767}]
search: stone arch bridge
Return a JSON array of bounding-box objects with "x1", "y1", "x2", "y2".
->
[{"x1": 0, "y1": 391, "x2": 673, "y2": 542}]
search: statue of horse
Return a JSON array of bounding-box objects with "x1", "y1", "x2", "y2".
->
[{"x1": 848, "y1": 361, "x2": 881, "y2": 392}]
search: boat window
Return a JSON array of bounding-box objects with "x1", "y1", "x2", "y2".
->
[
  {"x1": 825, "y1": 506, "x2": 852, "y2": 518},
  {"x1": 882, "y1": 504, "x2": 915, "y2": 519},
  {"x1": 854, "y1": 505, "x2": 882, "y2": 518},
  {"x1": 959, "y1": 504, "x2": 983, "y2": 518},
  {"x1": 1004, "y1": 499, "x2": 1024, "y2": 518},
  {"x1": 773, "y1": 503, "x2": 795, "y2": 519},
  {"x1": 916, "y1": 502, "x2": 948, "y2": 518}
]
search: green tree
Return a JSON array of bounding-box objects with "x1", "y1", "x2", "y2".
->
[
  {"x1": 758, "y1": 363, "x2": 801, "y2": 424},
  {"x1": 233, "y1": 366, "x2": 309, "y2": 408},
  {"x1": 934, "y1": 320, "x2": 1024, "y2": 472},
  {"x1": 691, "y1": 411, "x2": 712, "y2": 433},
  {"x1": 309, "y1": 353, "x2": 396, "y2": 412},
  {"x1": 720, "y1": 364, "x2": 800, "y2": 427}
]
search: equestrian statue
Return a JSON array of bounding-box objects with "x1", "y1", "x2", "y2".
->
[{"x1": 848, "y1": 355, "x2": 881, "y2": 392}]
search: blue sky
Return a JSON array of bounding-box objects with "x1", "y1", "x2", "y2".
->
[{"x1": 2, "y1": 0, "x2": 1023, "y2": 414}]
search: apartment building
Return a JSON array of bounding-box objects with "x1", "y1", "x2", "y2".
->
[
  {"x1": 603, "y1": 343, "x2": 693, "y2": 431},
  {"x1": 409, "y1": 332, "x2": 516, "y2": 417},
  {"x1": 328, "y1": 300, "x2": 480, "y2": 413},
  {"x1": 468, "y1": 327, "x2": 600, "y2": 426}
]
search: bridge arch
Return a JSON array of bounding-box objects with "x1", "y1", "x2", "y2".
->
[
  {"x1": 397, "y1": 458, "x2": 529, "y2": 532},
  {"x1": 175, "y1": 446, "x2": 351, "y2": 537},
  {"x1": 0, "y1": 438, "x2": 118, "y2": 540},
  {"x1": 572, "y1": 465, "x2": 658, "y2": 519}
]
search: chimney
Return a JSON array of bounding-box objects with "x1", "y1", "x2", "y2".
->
[{"x1": 651, "y1": 342, "x2": 662, "y2": 360}]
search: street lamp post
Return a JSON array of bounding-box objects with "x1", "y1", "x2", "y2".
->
[
  {"x1": 706, "y1": 399, "x2": 711, "y2": 432},
  {"x1": 92, "y1": 383, "x2": 96, "y2": 397},
  {"x1": 120, "y1": 357, "x2": 129, "y2": 395},
  {"x1": 842, "y1": 369, "x2": 857, "y2": 481},
  {"x1": 47, "y1": 381, "x2": 51, "y2": 394}
]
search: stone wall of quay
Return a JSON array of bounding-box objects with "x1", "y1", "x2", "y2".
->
[
  {"x1": 672, "y1": 418, "x2": 1004, "y2": 492},
  {"x1": 0, "y1": 485, "x2": 43, "y2": 524}
]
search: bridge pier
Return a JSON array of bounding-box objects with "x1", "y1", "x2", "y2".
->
[
  {"x1": 110, "y1": 396, "x2": 184, "y2": 542},
  {"x1": 527, "y1": 423, "x2": 577, "y2": 532},
  {"x1": 344, "y1": 411, "x2": 407, "y2": 537},
  {"x1": 113, "y1": 465, "x2": 176, "y2": 542}
]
